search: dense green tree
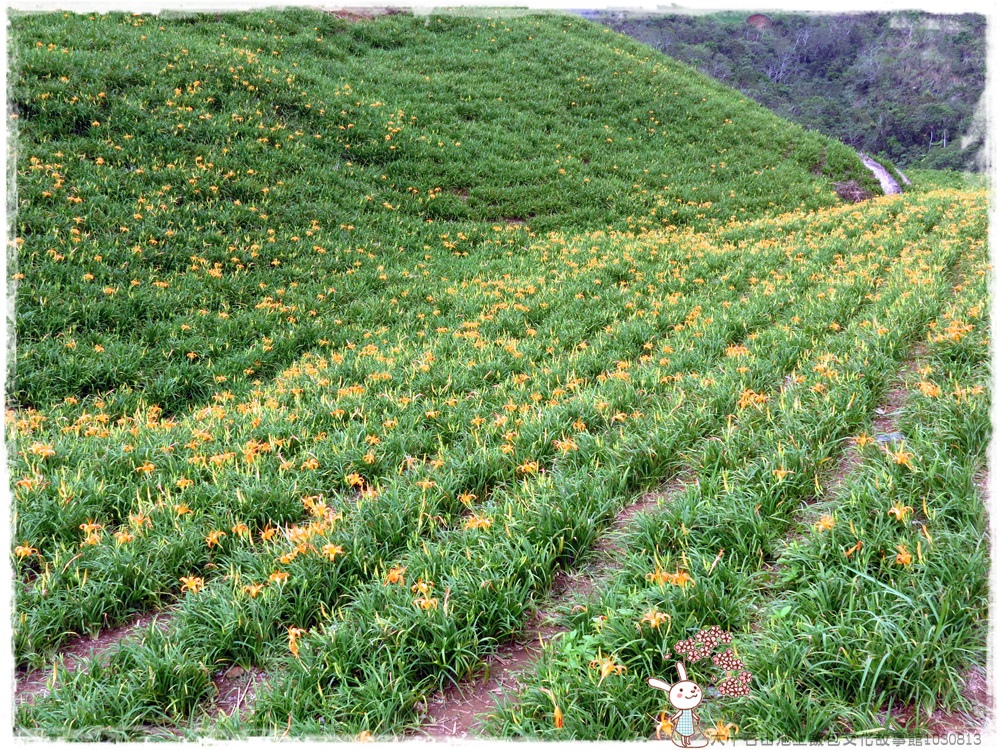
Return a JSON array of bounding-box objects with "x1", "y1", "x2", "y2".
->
[{"x1": 585, "y1": 10, "x2": 986, "y2": 170}]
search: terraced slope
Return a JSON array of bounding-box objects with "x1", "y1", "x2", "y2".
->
[{"x1": 9, "y1": 8, "x2": 987, "y2": 742}]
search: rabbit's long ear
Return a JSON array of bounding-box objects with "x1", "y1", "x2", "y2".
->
[
  {"x1": 675, "y1": 662, "x2": 688, "y2": 681},
  {"x1": 647, "y1": 677, "x2": 672, "y2": 691}
]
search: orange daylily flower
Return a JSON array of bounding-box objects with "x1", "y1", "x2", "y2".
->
[
  {"x1": 887, "y1": 502, "x2": 913, "y2": 522},
  {"x1": 704, "y1": 721, "x2": 739, "y2": 742},
  {"x1": 464, "y1": 515, "x2": 492, "y2": 530},
  {"x1": 887, "y1": 445, "x2": 914, "y2": 469},
  {"x1": 672, "y1": 570, "x2": 694, "y2": 588},
  {"x1": 656, "y1": 712, "x2": 675, "y2": 740},
  {"x1": 539, "y1": 688, "x2": 564, "y2": 729},
  {"x1": 321, "y1": 543, "x2": 344, "y2": 561},
  {"x1": 288, "y1": 626, "x2": 307, "y2": 657},
  {"x1": 384, "y1": 566, "x2": 406, "y2": 586},
  {"x1": 518, "y1": 460, "x2": 539, "y2": 475},
  {"x1": 639, "y1": 609, "x2": 671, "y2": 630},
  {"x1": 589, "y1": 652, "x2": 627, "y2": 684},
  {"x1": 114, "y1": 530, "x2": 134, "y2": 545},
  {"x1": 814, "y1": 515, "x2": 836, "y2": 532},
  {"x1": 411, "y1": 579, "x2": 434, "y2": 597},
  {"x1": 772, "y1": 467, "x2": 794, "y2": 482},
  {"x1": 28, "y1": 443, "x2": 56, "y2": 458},
  {"x1": 895, "y1": 544, "x2": 912, "y2": 566},
  {"x1": 243, "y1": 583, "x2": 265, "y2": 598}
]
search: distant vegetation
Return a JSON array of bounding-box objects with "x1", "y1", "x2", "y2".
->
[{"x1": 585, "y1": 10, "x2": 987, "y2": 171}]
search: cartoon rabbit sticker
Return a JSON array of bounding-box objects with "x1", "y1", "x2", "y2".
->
[{"x1": 648, "y1": 662, "x2": 707, "y2": 748}]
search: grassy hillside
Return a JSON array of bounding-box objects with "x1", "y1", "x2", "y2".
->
[{"x1": 10, "y1": 8, "x2": 876, "y2": 415}]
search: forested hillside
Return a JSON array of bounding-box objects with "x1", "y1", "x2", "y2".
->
[{"x1": 585, "y1": 10, "x2": 987, "y2": 171}]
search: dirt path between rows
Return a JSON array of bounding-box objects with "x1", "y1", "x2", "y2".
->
[
  {"x1": 791, "y1": 343, "x2": 924, "y2": 540},
  {"x1": 779, "y1": 330, "x2": 991, "y2": 738},
  {"x1": 210, "y1": 665, "x2": 270, "y2": 720},
  {"x1": 316, "y1": 7, "x2": 404, "y2": 22},
  {"x1": 15, "y1": 611, "x2": 173, "y2": 705},
  {"x1": 417, "y1": 476, "x2": 690, "y2": 738},
  {"x1": 16, "y1": 608, "x2": 270, "y2": 723}
]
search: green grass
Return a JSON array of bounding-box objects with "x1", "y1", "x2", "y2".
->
[
  {"x1": 905, "y1": 168, "x2": 991, "y2": 193},
  {"x1": 484, "y1": 200, "x2": 990, "y2": 741},
  {"x1": 10, "y1": 8, "x2": 876, "y2": 415},
  {"x1": 8, "y1": 7, "x2": 989, "y2": 741}
]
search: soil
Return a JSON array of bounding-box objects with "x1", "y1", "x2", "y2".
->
[
  {"x1": 15, "y1": 611, "x2": 173, "y2": 705},
  {"x1": 415, "y1": 476, "x2": 690, "y2": 737},
  {"x1": 316, "y1": 7, "x2": 405, "y2": 22},
  {"x1": 886, "y1": 667, "x2": 992, "y2": 737},
  {"x1": 418, "y1": 613, "x2": 564, "y2": 738},
  {"x1": 211, "y1": 665, "x2": 270, "y2": 720},
  {"x1": 835, "y1": 180, "x2": 874, "y2": 203}
]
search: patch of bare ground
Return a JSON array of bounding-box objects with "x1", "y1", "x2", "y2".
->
[
  {"x1": 791, "y1": 343, "x2": 927, "y2": 539},
  {"x1": 975, "y1": 467, "x2": 989, "y2": 501},
  {"x1": 210, "y1": 665, "x2": 270, "y2": 720},
  {"x1": 415, "y1": 475, "x2": 689, "y2": 738},
  {"x1": 883, "y1": 667, "x2": 992, "y2": 737},
  {"x1": 589, "y1": 475, "x2": 690, "y2": 567},
  {"x1": 835, "y1": 180, "x2": 874, "y2": 203},
  {"x1": 418, "y1": 614, "x2": 563, "y2": 738},
  {"x1": 316, "y1": 7, "x2": 405, "y2": 22},
  {"x1": 15, "y1": 611, "x2": 173, "y2": 705}
]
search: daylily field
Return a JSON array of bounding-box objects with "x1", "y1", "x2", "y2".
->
[{"x1": 8, "y1": 8, "x2": 991, "y2": 741}]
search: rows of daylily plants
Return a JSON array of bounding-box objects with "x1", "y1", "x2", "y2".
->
[
  {"x1": 10, "y1": 9, "x2": 876, "y2": 418},
  {"x1": 12, "y1": 187, "x2": 986, "y2": 738},
  {"x1": 15, "y1": 194, "x2": 831, "y2": 665},
  {"x1": 488, "y1": 191, "x2": 990, "y2": 741}
]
